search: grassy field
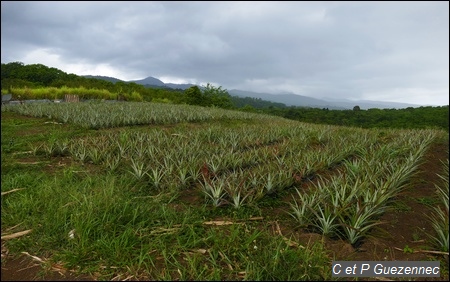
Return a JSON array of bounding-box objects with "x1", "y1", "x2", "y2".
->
[{"x1": 1, "y1": 102, "x2": 448, "y2": 281}]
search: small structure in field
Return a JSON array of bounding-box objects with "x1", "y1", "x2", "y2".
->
[{"x1": 64, "y1": 94, "x2": 79, "y2": 103}]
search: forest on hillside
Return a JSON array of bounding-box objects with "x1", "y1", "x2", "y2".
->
[{"x1": 1, "y1": 61, "x2": 448, "y2": 131}]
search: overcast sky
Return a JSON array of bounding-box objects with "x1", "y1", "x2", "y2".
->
[{"x1": 1, "y1": 1, "x2": 449, "y2": 106}]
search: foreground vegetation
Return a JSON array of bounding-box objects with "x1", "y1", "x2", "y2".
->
[{"x1": 2, "y1": 101, "x2": 448, "y2": 280}]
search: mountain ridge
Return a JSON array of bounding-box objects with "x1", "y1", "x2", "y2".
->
[{"x1": 82, "y1": 75, "x2": 424, "y2": 110}]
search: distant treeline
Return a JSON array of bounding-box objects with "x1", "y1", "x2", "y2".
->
[
  {"x1": 1, "y1": 62, "x2": 448, "y2": 131},
  {"x1": 1, "y1": 62, "x2": 184, "y2": 103},
  {"x1": 255, "y1": 106, "x2": 448, "y2": 131}
]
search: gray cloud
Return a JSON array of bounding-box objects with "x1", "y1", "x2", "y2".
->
[{"x1": 1, "y1": 1, "x2": 448, "y2": 105}]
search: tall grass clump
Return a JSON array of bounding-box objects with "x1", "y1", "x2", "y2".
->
[
  {"x1": 164, "y1": 223, "x2": 331, "y2": 281},
  {"x1": 6, "y1": 86, "x2": 120, "y2": 101}
]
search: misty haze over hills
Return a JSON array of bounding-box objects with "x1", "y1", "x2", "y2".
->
[{"x1": 83, "y1": 75, "x2": 425, "y2": 110}]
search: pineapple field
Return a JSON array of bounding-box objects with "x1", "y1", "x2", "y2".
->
[{"x1": 1, "y1": 102, "x2": 448, "y2": 281}]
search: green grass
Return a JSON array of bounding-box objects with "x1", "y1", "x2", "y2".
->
[
  {"x1": 416, "y1": 196, "x2": 440, "y2": 207},
  {"x1": 1, "y1": 166, "x2": 331, "y2": 280}
]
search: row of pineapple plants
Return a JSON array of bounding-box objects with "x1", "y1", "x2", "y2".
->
[
  {"x1": 427, "y1": 158, "x2": 449, "y2": 252},
  {"x1": 2, "y1": 101, "x2": 276, "y2": 128},
  {"x1": 289, "y1": 129, "x2": 439, "y2": 246}
]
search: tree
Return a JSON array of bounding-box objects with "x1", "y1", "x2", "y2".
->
[
  {"x1": 353, "y1": 105, "x2": 361, "y2": 111},
  {"x1": 201, "y1": 83, "x2": 233, "y2": 109},
  {"x1": 185, "y1": 86, "x2": 203, "y2": 106}
]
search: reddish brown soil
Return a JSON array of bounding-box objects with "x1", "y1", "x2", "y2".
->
[{"x1": 1, "y1": 116, "x2": 448, "y2": 280}]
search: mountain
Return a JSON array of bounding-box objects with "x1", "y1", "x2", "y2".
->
[
  {"x1": 164, "y1": 83, "x2": 198, "y2": 90},
  {"x1": 129, "y1": 76, "x2": 165, "y2": 87},
  {"x1": 228, "y1": 89, "x2": 347, "y2": 110},
  {"x1": 83, "y1": 75, "x2": 123, "y2": 83},
  {"x1": 85, "y1": 75, "x2": 424, "y2": 109},
  {"x1": 325, "y1": 99, "x2": 422, "y2": 110},
  {"x1": 228, "y1": 89, "x2": 423, "y2": 110}
]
